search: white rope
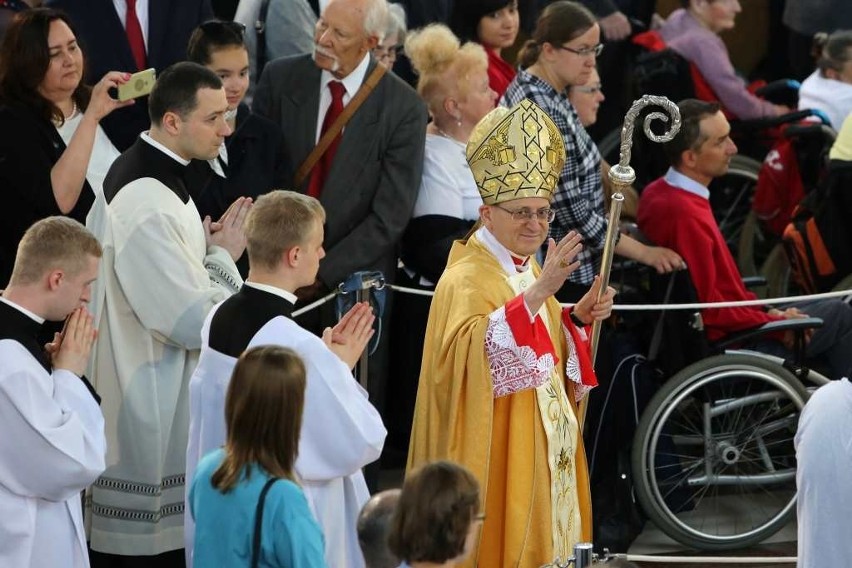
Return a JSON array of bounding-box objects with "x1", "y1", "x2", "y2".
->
[
  {"x1": 389, "y1": 284, "x2": 852, "y2": 311},
  {"x1": 292, "y1": 290, "x2": 339, "y2": 318},
  {"x1": 388, "y1": 284, "x2": 436, "y2": 297},
  {"x1": 625, "y1": 554, "x2": 796, "y2": 564}
]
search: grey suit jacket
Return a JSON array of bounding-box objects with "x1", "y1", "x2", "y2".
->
[{"x1": 253, "y1": 54, "x2": 428, "y2": 288}]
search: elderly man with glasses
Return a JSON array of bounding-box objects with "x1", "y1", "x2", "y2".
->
[{"x1": 408, "y1": 99, "x2": 616, "y2": 568}]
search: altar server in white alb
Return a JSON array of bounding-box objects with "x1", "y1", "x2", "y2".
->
[
  {"x1": 86, "y1": 62, "x2": 251, "y2": 565},
  {"x1": 186, "y1": 190, "x2": 387, "y2": 568},
  {"x1": 0, "y1": 217, "x2": 105, "y2": 568}
]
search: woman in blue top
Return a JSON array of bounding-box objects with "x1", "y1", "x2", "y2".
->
[{"x1": 189, "y1": 346, "x2": 327, "y2": 568}]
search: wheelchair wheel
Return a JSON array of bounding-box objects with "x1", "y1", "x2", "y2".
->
[
  {"x1": 709, "y1": 155, "x2": 767, "y2": 275},
  {"x1": 631, "y1": 353, "x2": 807, "y2": 551}
]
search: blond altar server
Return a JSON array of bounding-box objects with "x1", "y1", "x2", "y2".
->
[
  {"x1": 0, "y1": 217, "x2": 105, "y2": 568},
  {"x1": 407, "y1": 100, "x2": 616, "y2": 567},
  {"x1": 185, "y1": 191, "x2": 386, "y2": 568}
]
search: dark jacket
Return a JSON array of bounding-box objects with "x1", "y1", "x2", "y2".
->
[
  {"x1": 190, "y1": 103, "x2": 287, "y2": 222},
  {"x1": 0, "y1": 104, "x2": 95, "y2": 286}
]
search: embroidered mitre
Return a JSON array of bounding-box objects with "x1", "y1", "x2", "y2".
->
[{"x1": 466, "y1": 99, "x2": 566, "y2": 206}]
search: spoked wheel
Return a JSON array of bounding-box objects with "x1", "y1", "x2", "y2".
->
[
  {"x1": 709, "y1": 155, "x2": 770, "y2": 276},
  {"x1": 631, "y1": 354, "x2": 808, "y2": 550}
]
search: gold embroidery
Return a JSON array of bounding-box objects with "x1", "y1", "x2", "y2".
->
[{"x1": 508, "y1": 270, "x2": 582, "y2": 559}]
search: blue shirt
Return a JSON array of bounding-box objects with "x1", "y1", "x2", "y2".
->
[{"x1": 190, "y1": 449, "x2": 327, "y2": 568}]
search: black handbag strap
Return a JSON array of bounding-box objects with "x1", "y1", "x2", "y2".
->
[{"x1": 251, "y1": 477, "x2": 280, "y2": 568}]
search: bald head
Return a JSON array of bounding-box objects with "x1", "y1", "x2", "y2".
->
[{"x1": 357, "y1": 489, "x2": 402, "y2": 568}]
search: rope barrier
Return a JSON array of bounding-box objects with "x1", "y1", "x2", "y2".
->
[
  {"x1": 624, "y1": 554, "x2": 796, "y2": 564},
  {"x1": 389, "y1": 284, "x2": 852, "y2": 311},
  {"x1": 292, "y1": 290, "x2": 339, "y2": 318}
]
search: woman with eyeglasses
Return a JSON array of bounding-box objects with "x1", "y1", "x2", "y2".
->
[
  {"x1": 388, "y1": 461, "x2": 482, "y2": 568},
  {"x1": 373, "y1": 2, "x2": 407, "y2": 69},
  {"x1": 503, "y1": 1, "x2": 682, "y2": 301},
  {"x1": 450, "y1": 0, "x2": 520, "y2": 98},
  {"x1": 0, "y1": 7, "x2": 130, "y2": 288},
  {"x1": 568, "y1": 67, "x2": 639, "y2": 221},
  {"x1": 186, "y1": 19, "x2": 286, "y2": 275},
  {"x1": 659, "y1": 0, "x2": 790, "y2": 120}
]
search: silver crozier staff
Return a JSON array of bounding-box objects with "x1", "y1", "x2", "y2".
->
[{"x1": 578, "y1": 95, "x2": 682, "y2": 431}]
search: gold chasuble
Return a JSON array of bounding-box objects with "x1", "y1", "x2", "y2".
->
[{"x1": 407, "y1": 231, "x2": 592, "y2": 568}]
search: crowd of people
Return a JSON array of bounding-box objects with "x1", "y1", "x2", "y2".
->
[{"x1": 1, "y1": 0, "x2": 851, "y2": 567}]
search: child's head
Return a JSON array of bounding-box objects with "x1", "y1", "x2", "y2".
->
[
  {"x1": 212, "y1": 346, "x2": 306, "y2": 491},
  {"x1": 186, "y1": 20, "x2": 249, "y2": 111}
]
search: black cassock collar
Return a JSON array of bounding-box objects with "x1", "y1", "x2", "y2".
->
[
  {"x1": 208, "y1": 285, "x2": 295, "y2": 358},
  {"x1": 0, "y1": 299, "x2": 50, "y2": 373}
]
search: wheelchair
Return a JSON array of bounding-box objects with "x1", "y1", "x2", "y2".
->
[
  {"x1": 599, "y1": 41, "x2": 834, "y2": 288},
  {"x1": 589, "y1": 266, "x2": 830, "y2": 552}
]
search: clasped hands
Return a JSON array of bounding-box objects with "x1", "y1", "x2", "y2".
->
[
  {"x1": 322, "y1": 302, "x2": 376, "y2": 369},
  {"x1": 44, "y1": 307, "x2": 98, "y2": 377},
  {"x1": 203, "y1": 196, "x2": 253, "y2": 261}
]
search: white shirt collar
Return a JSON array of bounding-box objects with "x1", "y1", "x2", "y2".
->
[
  {"x1": 320, "y1": 53, "x2": 371, "y2": 98},
  {"x1": 475, "y1": 225, "x2": 531, "y2": 275},
  {"x1": 141, "y1": 131, "x2": 191, "y2": 166},
  {"x1": 244, "y1": 281, "x2": 298, "y2": 305},
  {"x1": 664, "y1": 167, "x2": 711, "y2": 200},
  {"x1": 0, "y1": 296, "x2": 45, "y2": 324}
]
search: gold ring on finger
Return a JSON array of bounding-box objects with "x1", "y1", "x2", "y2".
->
[{"x1": 559, "y1": 259, "x2": 569, "y2": 268}]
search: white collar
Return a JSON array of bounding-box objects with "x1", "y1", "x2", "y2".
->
[
  {"x1": 320, "y1": 53, "x2": 371, "y2": 99},
  {"x1": 0, "y1": 296, "x2": 45, "y2": 324},
  {"x1": 141, "y1": 131, "x2": 191, "y2": 166},
  {"x1": 475, "y1": 226, "x2": 531, "y2": 275},
  {"x1": 244, "y1": 281, "x2": 298, "y2": 305},
  {"x1": 664, "y1": 167, "x2": 711, "y2": 200}
]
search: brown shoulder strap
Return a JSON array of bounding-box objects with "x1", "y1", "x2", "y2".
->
[{"x1": 294, "y1": 63, "x2": 388, "y2": 188}]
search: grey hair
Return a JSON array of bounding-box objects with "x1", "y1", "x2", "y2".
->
[
  {"x1": 363, "y1": 0, "x2": 390, "y2": 39},
  {"x1": 383, "y1": 3, "x2": 408, "y2": 43}
]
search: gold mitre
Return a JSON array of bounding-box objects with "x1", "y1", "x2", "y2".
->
[{"x1": 466, "y1": 99, "x2": 565, "y2": 206}]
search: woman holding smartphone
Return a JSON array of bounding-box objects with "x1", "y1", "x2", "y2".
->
[{"x1": 0, "y1": 8, "x2": 130, "y2": 286}]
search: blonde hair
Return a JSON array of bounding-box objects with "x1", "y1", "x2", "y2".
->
[
  {"x1": 244, "y1": 190, "x2": 325, "y2": 271},
  {"x1": 9, "y1": 216, "x2": 102, "y2": 286},
  {"x1": 405, "y1": 24, "x2": 488, "y2": 115},
  {"x1": 211, "y1": 346, "x2": 306, "y2": 492}
]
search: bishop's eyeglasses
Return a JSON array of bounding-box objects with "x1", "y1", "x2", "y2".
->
[{"x1": 494, "y1": 204, "x2": 557, "y2": 223}]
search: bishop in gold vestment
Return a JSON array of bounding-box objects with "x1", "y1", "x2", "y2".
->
[{"x1": 408, "y1": 100, "x2": 615, "y2": 567}]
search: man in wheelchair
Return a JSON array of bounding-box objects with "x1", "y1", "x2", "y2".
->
[{"x1": 637, "y1": 99, "x2": 852, "y2": 380}]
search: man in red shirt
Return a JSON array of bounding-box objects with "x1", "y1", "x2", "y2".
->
[{"x1": 638, "y1": 98, "x2": 852, "y2": 379}]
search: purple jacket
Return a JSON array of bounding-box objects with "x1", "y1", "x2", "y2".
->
[{"x1": 660, "y1": 9, "x2": 777, "y2": 120}]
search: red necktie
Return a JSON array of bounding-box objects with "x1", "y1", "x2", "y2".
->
[
  {"x1": 125, "y1": 0, "x2": 147, "y2": 71},
  {"x1": 307, "y1": 81, "x2": 346, "y2": 198}
]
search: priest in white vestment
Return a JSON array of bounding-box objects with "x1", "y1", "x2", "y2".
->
[
  {"x1": 186, "y1": 190, "x2": 386, "y2": 568},
  {"x1": 0, "y1": 217, "x2": 105, "y2": 568},
  {"x1": 85, "y1": 63, "x2": 250, "y2": 562}
]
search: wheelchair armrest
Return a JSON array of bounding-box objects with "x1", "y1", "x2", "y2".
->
[
  {"x1": 742, "y1": 276, "x2": 768, "y2": 289},
  {"x1": 733, "y1": 109, "x2": 818, "y2": 132},
  {"x1": 784, "y1": 121, "x2": 837, "y2": 141},
  {"x1": 754, "y1": 79, "x2": 800, "y2": 100},
  {"x1": 713, "y1": 316, "x2": 824, "y2": 349}
]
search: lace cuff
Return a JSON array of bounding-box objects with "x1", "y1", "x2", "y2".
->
[
  {"x1": 561, "y1": 308, "x2": 598, "y2": 402},
  {"x1": 485, "y1": 297, "x2": 557, "y2": 398}
]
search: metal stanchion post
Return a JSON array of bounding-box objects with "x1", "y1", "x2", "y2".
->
[
  {"x1": 355, "y1": 285, "x2": 370, "y2": 389},
  {"x1": 573, "y1": 543, "x2": 594, "y2": 568}
]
